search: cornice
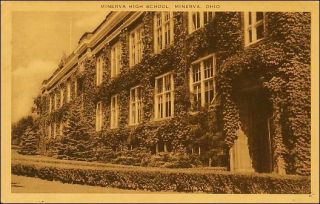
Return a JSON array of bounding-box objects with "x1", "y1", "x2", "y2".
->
[{"x1": 43, "y1": 11, "x2": 144, "y2": 94}]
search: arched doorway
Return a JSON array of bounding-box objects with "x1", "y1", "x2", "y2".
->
[{"x1": 233, "y1": 76, "x2": 273, "y2": 173}]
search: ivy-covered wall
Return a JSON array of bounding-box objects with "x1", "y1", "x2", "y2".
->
[
  {"x1": 37, "y1": 12, "x2": 310, "y2": 175},
  {"x1": 217, "y1": 12, "x2": 311, "y2": 175}
]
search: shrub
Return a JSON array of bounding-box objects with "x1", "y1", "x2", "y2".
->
[{"x1": 11, "y1": 162, "x2": 310, "y2": 193}]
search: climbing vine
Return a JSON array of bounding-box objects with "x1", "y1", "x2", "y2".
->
[
  {"x1": 217, "y1": 12, "x2": 311, "y2": 175},
  {"x1": 35, "y1": 12, "x2": 310, "y2": 174}
]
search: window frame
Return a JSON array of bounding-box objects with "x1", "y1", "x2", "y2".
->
[
  {"x1": 129, "y1": 85, "x2": 143, "y2": 126},
  {"x1": 54, "y1": 93, "x2": 57, "y2": 110},
  {"x1": 96, "y1": 101, "x2": 103, "y2": 132},
  {"x1": 60, "y1": 88, "x2": 64, "y2": 108},
  {"x1": 48, "y1": 124, "x2": 51, "y2": 139},
  {"x1": 129, "y1": 25, "x2": 144, "y2": 67},
  {"x1": 244, "y1": 12, "x2": 265, "y2": 46},
  {"x1": 53, "y1": 122, "x2": 56, "y2": 139},
  {"x1": 111, "y1": 41, "x2": 122, "y2": 78},
  {"x1": 154, "y1": 72, "x2": 174, "y2": 120},
  {"x1": 59, "y1": 122, "x2": 63, "y2": 137},
  {"x1": 189, "y1": 54, "x2": 216, "y2": 109},
  {"x1": 96, "y1": 56, "x2": 104, "y2": 85},
  {"x1": 49, "y1": 95, "x2": 52, "y2": 113},
  {"x1": 153, "y1": 12, "x2": 174, "y2": 53},
  {"x1": 74, "y1": 78, "x2": 78, "y2": 98},
  {"x1": 110, "y1": 94, "x2": 119, "y2": 129},
  {"x1": 188, "y1": 12, "x2": 215, "y2": 34},
  {"x1": 67, "y1": 81, "x2": 71, "y2": 102}
]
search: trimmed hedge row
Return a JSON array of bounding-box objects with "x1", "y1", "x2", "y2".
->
[{"x1": 12, "y1": 163, "x2": 310, "y2": 193}]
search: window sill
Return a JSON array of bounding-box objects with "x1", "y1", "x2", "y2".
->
[
  {"x1": 154, "y1": 43, "x2": 174, "y2": 55},
  {"x1": 128, "y1": 123, "x2": 141, "y2": 127},
  {"x1": 153, "y1": 116, "x2": 174, "y2": 122},
  {"x1": 187, "y1": 26, "x2": 206, "y2": 38}
]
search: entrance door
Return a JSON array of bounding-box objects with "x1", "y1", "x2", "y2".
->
[{"x1": 238, "y1": 89, "x2": 273, "y2": 173}]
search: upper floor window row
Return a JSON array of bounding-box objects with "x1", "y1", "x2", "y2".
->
[
  {"x1": 188, "y1": 12, "x2": 215, "y2": 33},
  {"x1": 244, "y1": 12, "x2": 265, "y2": 46},
  {"x1": 154, "y1": 12, "x2": 174, "y2": 53},
  {"x1": 48, "y1": 78, "x2": 77, "y2": 112}
]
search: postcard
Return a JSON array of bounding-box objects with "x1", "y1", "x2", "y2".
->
[{"x1": 1, "y1": 1, "x2": 319, "y2": 203}]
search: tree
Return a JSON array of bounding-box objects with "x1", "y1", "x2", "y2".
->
[
  {"x1": 18, "y1": 126, "x2": 39, "y2": 155},
  {"x1": 11, "y1": 116, "x2": 34, "y2": 145},
  {"x1": 55, "y1": 102, "x2": 94, "y2": 161}
]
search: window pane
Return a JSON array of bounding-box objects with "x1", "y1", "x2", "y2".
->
[
  {"x1": 166, "y1": 93, "x2": 171, "y2": 117},
  {"x1": 158, "y1": 95, "x2": 163, "y2": 118},
  {"x1": 256, "y1": 24, "x2": 264, "y2": 40},
  {"x1": 156, "y1": 78, "x2": 163, "y2": 93},
  {"x1": 165, "y1": 75, "x2": 171, "y2": 91},
  {"x1": 204, "y1": 12, "x2": 208, "y2": 25},
  {"x1": 249, "y1": 29, "x2": 252, "y2": 43},
  {"x1": 193, "y1": 84, "x2": 201, "y2": 110},
  {"x1": 165, "y1": 24, "x2": 170, "y2": 46},
  {"x1": 157, "y1": 28, "x2": 162, "y2": 50},
  {"x1": 192, "y1": 64, "x2": 201, "y2": 82},
  {"x1": 156, "y1": 13, "x2": 162, "y2": 26},
  {"x1": 192, "y1": 12, "x2": 197, "y2": 30},
  {"x1": 204, "y1": 58, "x2": 213, "y2": 79},
  {"x1": 204, "y1": 81, "x2": 214, "y2": 104},
  {"x1": 248, "y1": 12, "x2": 252, "y2": 25},
  {"x1": 196, "y1": 12, "x2": 200, "y2": 29},
  {"x1": 204, "y1": 12, "x2": 214, "y2": 25},
  {"x1": 164, "y1": 12, "x2": 170, "y2": 22}
]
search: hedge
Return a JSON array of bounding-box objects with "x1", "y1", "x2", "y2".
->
[{"x1": 12, "y1": 162, "x2": 310, "y2": 193}]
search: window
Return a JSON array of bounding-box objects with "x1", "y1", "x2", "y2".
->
[
  {"x1": 96, "y1": 101, "x2": 103, "y2": 131},
  {"x1": 188, "y1": 12, "x2": 215, "y2": 33},
  {"x1": 96, "y1": 56, "x2": 104, "y2": 85},
  {"x1": 244, "y1": 12, "x2": 265, "y2": 45},
  {"x1": 111, "y1": 42, "x2": 121, "y2": 78},
  {"x1": 74, "y1": 79, "x2": 78, "y2": 98},
  {"x1": 49, "y1": 96, "x2": 52, "y2": 113},
  {"x1": 154, "y1": 12, "x2": 174, "y2": 53},
  {"x1": 155, "y1": 142, "x2": 170, "y2": 154},
  {"x1": 190, "y1": 54, "x2": 216, "y2": 109},
  {"x1": 129, "y1": 25, "x2": 144, "y2": 67},
  {"x1": 110, "y1": 95, "x2": 119, "y2": 129},
  {"x1": 53, "y1": 122, "x2": 56, "y2": 139},
  {"x1": 129, "y1": 86, "x2": 143, "y2": 125},
  {"x1": 60, "y1": 88, "x2": 64, "y2": 107},
  {"x1": 59, "y1": 122, "x2": 63, "y2": 137},
  {"x1": 54, "y1": 93, "x2": 57, "y2": 110},
  {"x1": 48, "y1": 124, "x2": 51, "y2": 139},
  {"x1": 79, "y1": 62, "x2": 85, "y2": 73},
  {"x1": 155, "y1": 72, "x2": 174, "y2": 119},
  {"x1": 67, "y1": 81, "x2": 71, "y2": 102}
]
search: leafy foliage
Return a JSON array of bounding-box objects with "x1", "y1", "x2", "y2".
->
[
  {"x1": 218, "y1": 12, "x2": 311, "y2": 175},
  {"x1": 53, "y1": 101, "x2": 94, "y2": 161},
  {"x1": 12, "y1": 163, "x2": 310, "y2": 193},
  {"x1": 11, "y1": 116, "x2": 34, "y2": 145},
  {"x1": 34, "y1": 12, "x2": 310, "y2": 175},
  {"x1": 18, "y1": 127, "x2": 39, "y2": 155}
]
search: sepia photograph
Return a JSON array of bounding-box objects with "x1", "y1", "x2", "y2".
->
[{"x1": 1, "y1": 1, "x2": 319, "y2": 203}]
